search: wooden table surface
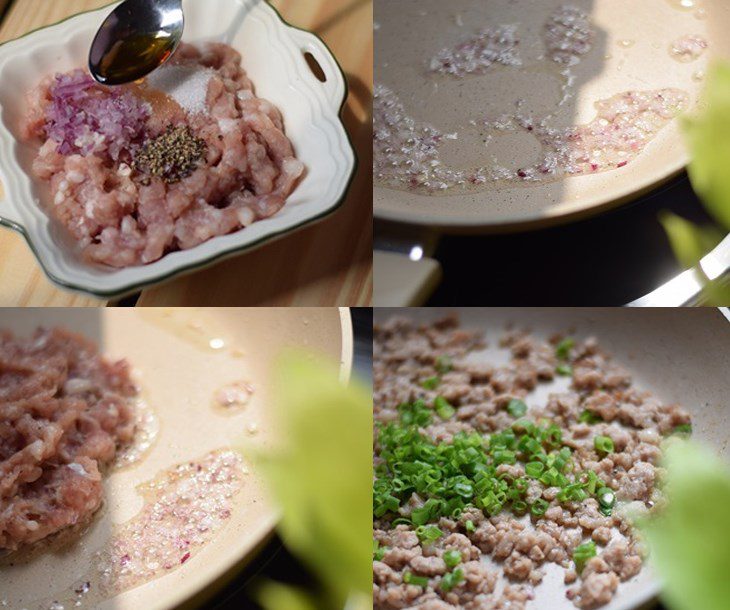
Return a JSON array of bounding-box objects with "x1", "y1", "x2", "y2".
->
[{"x1": 0, "y1": 0, "x2": 372, "y2": 307}]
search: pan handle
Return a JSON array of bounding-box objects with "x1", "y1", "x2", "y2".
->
[
  {"x1": 629, "y1": 234, "x2": 730, "y2": 306},
  {"x1": 374, "y1": 250, "x2": 442, "y2": 306},
  {"x1": 288, "y1": 29, "x2": 348, "y2": 114}
]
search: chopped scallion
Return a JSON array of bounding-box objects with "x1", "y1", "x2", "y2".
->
[
  {"x1": 672, "y1": 424, "x2": 692, "y2": 437},
  {"x1": 525, "y1": 461, "x2": 545, "y2": 478},
  {"x1": 416, "y1": 524, "x2": 444, "y2": 542},
  {"x1": 443, "y1": 550, "x2": 462, "y2": 568},
  {"x1": 512, "y1": 419, "x2": 537, "y2": 436},
  {"x1": 434, "y1": 396, "x2": 456, "y2": 420},
  {"x1": 545, "y1": 425, "x2": 563, "y2": 447},
  {"x1": 397, "y1": 400, "x2": 432, "y2": 427},
  {"x1": 556, "y1": 363, "x2": 573, "y2": 376},
  {"x1": 556, "y1": 338, "x2": 575, "y2": 360},
  {"x1": 507, "y1": 398, "x2": 528, "y2": 418},
  {"x1": 594, "y1": 435, "x2": 614, "y2": 454},
  {"x1": 404, "y1": 571, "x2": 429, "y2": 587},
  {"x1": 410, "y1": 508, "x2": 431, "y2": 526},
  {"x1": 578, "y1": 409, "x2": 602, "y2": 424},
  {"x1": 573, "y1": 541, "x2": 597, "y2": 573},
  {"x1": 435, "y1": 355, "x2": 453, "y2": 375},
  {"x1": 374, "y1": 407, "x2": 616, "y2": 534},
  {"x1": 530, "y1": 498, "x2": 549, "y2": 517},
  {"x1": 493, "y1": 449, "x2": 517, "y2": 465},
  {"x1": 597, "y1": 487, "x2": 615, "y2": 516},
  {"x1": 512, "y1": 500, "x2": 528, "y2": 514},
  {"x1": 583, "y1": 470, "x2": 599, "y2": 495},
  {"x1": 373, "y1": 539, "x2": 386, "y2": 561},
  {"x1": 440, "y1": 568, "x2": 465, "y2": 592},
  {"x1": 421, "y1": 376, "x2": 440, "y2": 390}
]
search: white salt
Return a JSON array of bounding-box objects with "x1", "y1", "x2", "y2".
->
[{"x1": 146, "y1": 65, "x2": 214, "y2": 115}]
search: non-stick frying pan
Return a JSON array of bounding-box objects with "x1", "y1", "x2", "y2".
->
[
  {"x1": 1, "y1": 307, "x2": 352, "y2": 610},
  {"x1": 373, "y1": 0, "x2": 730, "y2": 305},
  {"x1": 375, "y1": 0, "x2": 729, "y2": 230},
  {"x1": 373, "y1": 307, "x2": 730, "y2": 610}
]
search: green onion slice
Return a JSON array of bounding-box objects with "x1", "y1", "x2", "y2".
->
[
  {"x1": 507, "y1": 399, "x2": 528, "y2": 418},
  {"x1": 435, "y1": 355, "x2": 453, "y2": 374},
  {"x1": 440, "y1": 568, "x2": 465, "y2": 592},
  {"x1": 578, "y1": 409, "x2": 602, "y2": 424},
  {"x1": 525, "y1": 461, "x2": 545, "y2": 478},
  {"x1": 416, "y1": 524, "x2": 443, "y2": 542},
  {"x1": 434, "y1": 396, "x2": 456, "y2": 420},
  {"x1": 421, "y1": 376, "x2": 440, "y2": 390},
  {"x1": 443, "y1": 549, "x2": 462, "y2": 568},
  {"x1": 573, "y1": 541, "x2": 597, "y2": 573},
  {"x1": 597, "y1": 487, "x2": 616, "y2": 516},
  {"x1": 556, "y1": 338, "x2": 575, "y2": 360},
  {"x1": 594, "y1": 435, "x2": 615, "y2": 454},
  {"x1": 373, "y1": 539, "x2": 386, "y2": 561},
  {"x1": 530, "y1": 498, "x2": 549, "y2": 517},
  {"x1": 404, "y1": 571, "x2": 429, "y2": 587},
  {"x1": 556, "y1": 363, "x2": 573, "y2": 376},
  {"x1": 671, "y1": 423, "x2": 692, "y2": 437}
]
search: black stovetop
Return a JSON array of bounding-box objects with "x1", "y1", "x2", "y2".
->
[{"x1": 427, "y1": 172, "x2": 714, "y2": 306}]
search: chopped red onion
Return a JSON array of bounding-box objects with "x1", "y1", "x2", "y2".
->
[
  {"x1": 45, "y1": 70, "x2": 149, "y2": 161},
  {"x1": 543, "y1": 5, "x2": 595, "y2": 66},
  {"x1": 669, "y1": 35, "x2": 708, "y2": 62},
  {"x1": 429, "y1": 24, "x2": 522, "y2": 77}
]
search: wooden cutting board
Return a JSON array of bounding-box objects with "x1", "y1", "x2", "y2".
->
[{"x1": 0, "y1": 0, "x2": 373, "y2": 306}]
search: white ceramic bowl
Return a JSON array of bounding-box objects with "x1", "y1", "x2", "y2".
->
[{"x1": 0, "y1": 0, "x2": 356, "y2": 298}]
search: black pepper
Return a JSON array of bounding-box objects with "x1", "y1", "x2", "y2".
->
[{"x1": 133, "y1": 125, "x2": 207, "y2": 184}]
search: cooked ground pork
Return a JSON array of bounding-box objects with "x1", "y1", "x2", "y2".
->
[
  {"x1": 373, "y1": 315, "x2": 691, "y2": 609},
  {"x1": 0, "y1": 328, "x2": 136, "y2": 551}
]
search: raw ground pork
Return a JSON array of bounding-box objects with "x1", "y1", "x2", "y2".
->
[
  {"x1": 373, "y1": 315, "x2": 692, "y2": 610},
  {"x1": 22, "y1": 42, "x2": 304, "y2": 267},
  {"x1": 0, "y1": 328, "x2": 137, "y2": 551}
]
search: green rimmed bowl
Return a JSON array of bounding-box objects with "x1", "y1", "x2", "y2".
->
[{"x1": 0, "y1": 0, "x2": 357, "y2": 298}]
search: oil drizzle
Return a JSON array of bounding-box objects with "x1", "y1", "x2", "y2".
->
[{"x1": 113, "y1": 396, "x2": 159, "y2": 470}]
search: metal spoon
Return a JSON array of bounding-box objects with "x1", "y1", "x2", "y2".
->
[{"x1": 89, "y1": 0, "x2": 184, "y2": 86}]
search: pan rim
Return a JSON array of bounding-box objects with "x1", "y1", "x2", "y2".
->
[{"x1": 374, "y1": 159, "x2": 687, "y2": 232}]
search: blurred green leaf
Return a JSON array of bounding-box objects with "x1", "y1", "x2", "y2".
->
[
  {"x1": 658, "y1": 211, "x2": 723, "y2": 270},
  {"x1": 258, "y1": 581, "x2": 318, "y2": 610},
  {"x1": 641, "y1": 441, "x2": 730, "y2": 610},
  {"x1": 252, "y1": 354, "x2": 372, "y2": 609},
  {"x1": 684, "y1": 62, "x2": 730, "y2": 231},
  {"x1": 702, "y1": 279, "x2": 730, "y2": 306}
]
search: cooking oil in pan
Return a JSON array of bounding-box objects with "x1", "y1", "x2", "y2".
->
[
  {"x1": 138, "y1": 308, "x2": 235, "y2": 354},
  {"x1": 664, "y1": 0, "x2": 699, "y2": 11}
]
